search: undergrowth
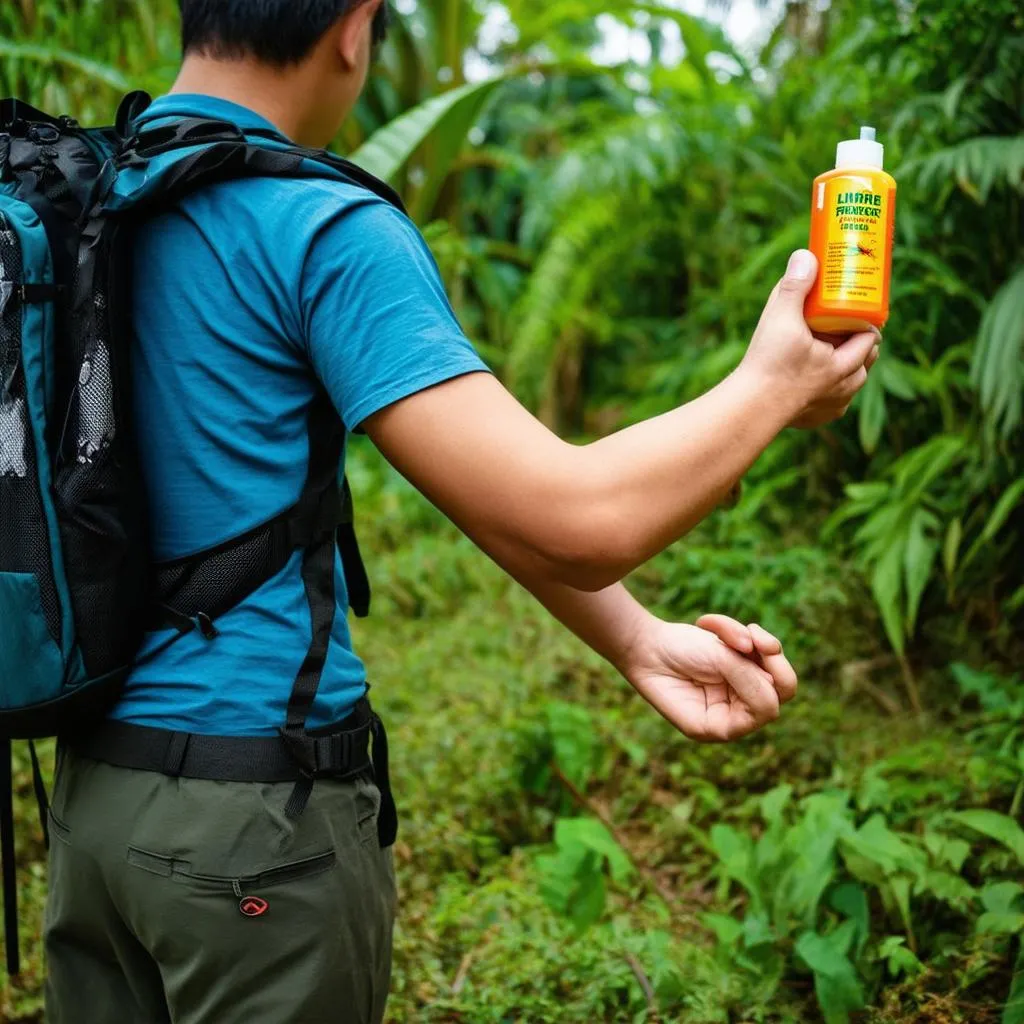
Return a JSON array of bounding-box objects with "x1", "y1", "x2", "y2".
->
[{"x1": 2, "y1": 448, "x2": 1021, "y2": 1023}]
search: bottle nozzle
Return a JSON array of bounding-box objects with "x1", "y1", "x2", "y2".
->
[{"x1": 836, "y1": 126, "x2": 884, "y2": 169}]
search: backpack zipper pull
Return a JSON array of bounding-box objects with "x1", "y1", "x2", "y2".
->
[{"x1": 195, "y1": 613, "x2": 219, "y2": 641}]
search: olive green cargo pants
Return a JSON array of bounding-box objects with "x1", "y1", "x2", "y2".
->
[{"x1": 44, "y1": 749, "x2": 396, "y2": 1024}]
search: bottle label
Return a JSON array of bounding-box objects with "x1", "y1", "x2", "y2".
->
[{"x1": 816, "y1": 178, "x2": 888, "y2": 305}]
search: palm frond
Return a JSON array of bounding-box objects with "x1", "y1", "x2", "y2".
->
[
  {"x1": 906, "y1": 134, "x2": 1024, "y2": 203},
  {"x1": 520, "y1": 111, "x2": 693, "y2": 247},
  {"x1": 971, "y1": 265, "x2": 1024, "y2": 438}
]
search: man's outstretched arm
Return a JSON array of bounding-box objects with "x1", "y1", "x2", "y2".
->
[{"x1": 363, "y1": 251, "x2": 877, "y2": 592}]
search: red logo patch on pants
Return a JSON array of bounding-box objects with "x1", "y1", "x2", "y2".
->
[{"x1": 239, "y1": 897, "x2": 269, "y2": 918}]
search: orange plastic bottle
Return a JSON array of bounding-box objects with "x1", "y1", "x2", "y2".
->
[{"x1": 805, "y1": 126, "x2": 897, "y2": 333}]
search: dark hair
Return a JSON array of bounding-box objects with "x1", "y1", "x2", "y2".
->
[{"x1": 180, "y1": 0, "x2": 390, "y2": 65}]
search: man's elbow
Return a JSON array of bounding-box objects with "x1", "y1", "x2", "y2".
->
[{"x1": 534, "y1": 504, "x2": 646, "y2": 592}]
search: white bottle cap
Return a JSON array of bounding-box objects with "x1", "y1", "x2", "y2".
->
[{"x1": 835, "y1": 126, "x2": 884, "y2": 170}]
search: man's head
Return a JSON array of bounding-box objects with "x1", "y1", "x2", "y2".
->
[
  {"x1": 179, "y1": 0, "x2": 389, "y2": 66},
  {"x1": 175, "y1": 0, "x2": 389, "y2": 145}
]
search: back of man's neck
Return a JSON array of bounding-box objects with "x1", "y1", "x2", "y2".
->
[{"x1": 170, "y1": 57, "x2": 320, "y2": 146}]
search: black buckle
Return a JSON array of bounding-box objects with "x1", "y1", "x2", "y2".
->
[
  {"x1": 279, "y1": 726, "x2": 362, "y2": 779},
  {"x1": 279, "y1": 730, "x2": 319, "y2": 778},
  {"x1": 26, "y1": 123, "x2": 60, "y2": 145}
]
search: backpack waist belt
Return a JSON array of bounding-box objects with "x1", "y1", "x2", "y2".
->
[{"x1": 63, "y1": 697, "x2": 398, "y2": 847}]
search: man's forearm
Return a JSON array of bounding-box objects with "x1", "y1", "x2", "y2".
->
[{"x1": 513, "y1": 572, "x2": 650, "y2": 678}]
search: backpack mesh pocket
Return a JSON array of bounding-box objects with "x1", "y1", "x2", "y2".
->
[
  {"x1": 53, "y1": 225, "x2": 147, "y2": 677},
  {"x1": 0, "y1": 213, "x2": 61, "y2": 643}
]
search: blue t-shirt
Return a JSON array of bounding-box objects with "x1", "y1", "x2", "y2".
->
[{"x1": 112, "y1": 95, "x2": 488, "y2": 736}]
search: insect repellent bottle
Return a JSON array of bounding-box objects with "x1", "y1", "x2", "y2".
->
[{"x1": 805, "y1": 126, "x2": 896, "y2": 333}]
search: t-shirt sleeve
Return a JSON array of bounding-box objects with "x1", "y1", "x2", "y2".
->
[{"x1": 301, "y1": 198, "x2": 490, "y2": 431}]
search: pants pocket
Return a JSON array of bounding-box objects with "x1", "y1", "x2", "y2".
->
[
  {"x1": 126, "y1": 846, "x2": 337, "y2": 891},
  {"x1": 48, "y1": 808, "x2": 72, "y2": 847},
  {"x1": 354, "y1": 775, "x2": 383, "y2": 849}
]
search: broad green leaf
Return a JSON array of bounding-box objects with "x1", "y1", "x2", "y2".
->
[
  {"x1": 945, "y1": 810, "x2": 1024, "y2": 864},
  {"x1": 840, "y1": 817, "x2": 925, "y2": 927},
  {"x1": 546, "y1": 701, "x2": 596, "y2": 790},
  {"x1": 980, "y1": 478, "x2": 1024, "y2": 546},
  {"x1": 741, "y1": 912, "x2": 776, "y2": 949},
  {"x1": 879, "y1": 357, "x2": 920, "y2": 401},
  {"x1": 566, "y1": 860, "x2": 607, "y2": 931},
  {"x1": 982, "y1": 882, "x2": 1024, "y2": 914},
  {"x1": 923, "y1": 830, "x2": 971, "y2": 873},
  {"x1": 843, "y1": 482, "x2": 891, "y2": 506},
  {"x1": 890, "y1": 434, "x2": 967, "y2": 495},
  {"x1": 536, "y1": 843, "x2": 590, "y2": 916},
  {"x1": 760, "y1": 784, "x2": 793, "y2": 826},
  {"x1": 829, "y1": 919, "x2": 860, "y2": 958},
  {"x1": 352, "y1": 76, "x2": 509, "y2": 220},
  {"x1": 921, "y1": 870, "x2": 976, "y2": 908},
  {"x1": 950, "y1": 663, "x2": 1017, "y2": 712},
  {"x1": 711, "y1": 824, "x2": 762, "y2": 908},
  {"x1": 537, "y1": 838, "x2": 610, "y2": 931},
  {"x1": 903, "y1": 509, "x2": 939, "y2": 632},
  {"x1": 890, "y1": 876, "x2": 915, "y2": 943},
  {"x1": 858, "y1": 370, "x2": 886, "y2": 454},
  {"x1": 555, "y1": 816, "x2": 633, "y2": 884},
  {"x1": 976, "y1": 912, "x2": 1024, "y2": 935},
  {"x1": 774, "y1": 821, "x2": 840, "y2": 927},
  {"x1": 871, "y1": 542, "x2": 907, "y2": 655},
  {"x1": 795, "y1": 931, "x2": 866, "y2": 1024},
  {"x1": 703, "y1": 912, "x2": 743, "y2": 947},
  {"x1": 829, "y1": 884, "x2": 870, "y2": 959}
]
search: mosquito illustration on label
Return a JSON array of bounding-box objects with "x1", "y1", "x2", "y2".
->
[{"x1": 848, "y1": 243, "x2": 877, "y2": 260}]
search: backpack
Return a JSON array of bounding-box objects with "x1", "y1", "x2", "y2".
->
[{"x1": 0, "y1": 91, "x2": 398, "y2": 974}]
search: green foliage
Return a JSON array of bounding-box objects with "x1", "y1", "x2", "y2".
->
[
  {"x1": 795, "y1": 929, "x2": 866, "y2": 1024},
  {"x1": 3, "y1": 1, "x2": 1023, "y2": 1021},
  {"x1": 352, "y1": 76, "x2": 511, "y2": 221},
  {"x1": 536, "y1": 817, "x2": 633, "y2": 931},
  {"x1": 973, "y1": 266, "x2": 1024, "y2": 437}
]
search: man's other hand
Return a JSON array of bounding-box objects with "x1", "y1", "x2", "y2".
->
[{"x1": 622, "y1": 613, "x2": 798, "y2": 743}]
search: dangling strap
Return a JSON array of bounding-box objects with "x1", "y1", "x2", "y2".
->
[
  {"x1": 28, "y1": 741, "x2": 49, "y2": 851},
  {"x1": 370, "y1": 713, "x2": 398, "y2": 848},
  {"x1": 0, "y1": 739, "x2": 20, "y2": 976},
  {"x1": 339, "y1": 477, "x2": 371, "y2": 619}
]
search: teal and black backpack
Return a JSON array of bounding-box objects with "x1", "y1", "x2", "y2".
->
[{"x1": 0, "y1": 92, "x2": 396, "y2": 973}]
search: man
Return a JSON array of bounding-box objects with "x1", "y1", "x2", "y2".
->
[{"x1": 42, "y1": 2, "x2": 880, "y2": 1022}]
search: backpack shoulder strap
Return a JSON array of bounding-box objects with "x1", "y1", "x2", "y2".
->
[{"x1": 105, "y1": 113, "x2": 405, "y2": 215}]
